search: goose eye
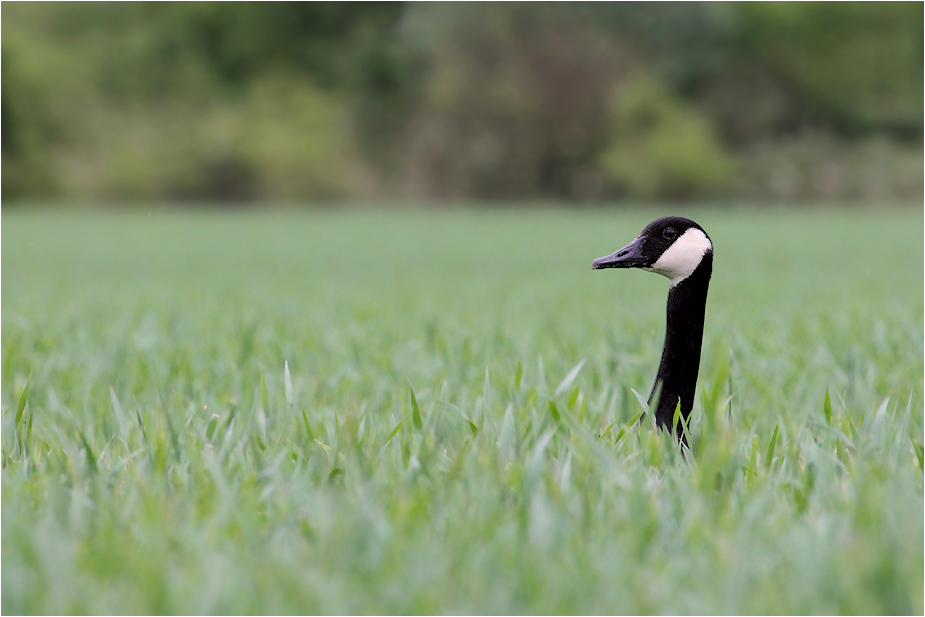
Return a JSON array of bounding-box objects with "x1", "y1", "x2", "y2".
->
[{"x1": 662, "y1": 227, "x2": 677, "y2": 240}]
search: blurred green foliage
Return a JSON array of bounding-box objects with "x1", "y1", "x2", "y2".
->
[
  {"x1": 2, "y1": 2, "x2": 921, "y2": 204},
  {"x1": 1, "y1": 43, "x2": 59, "y2": 198},
  {"x1": 599, "y1": 75, "x2": 736, "y2": 199},
  {"x1": 54, "y1": 76, "x2": 359, "y2": 202},
  {"x1": 732, "y1": 3, "x2": 923, "y2": 136}
]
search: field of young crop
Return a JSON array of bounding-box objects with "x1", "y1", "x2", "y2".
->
[{"x1": 2, "y1": 207, "x2": 922, "y2": 614}]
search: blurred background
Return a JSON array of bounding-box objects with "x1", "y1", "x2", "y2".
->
[{"x1": 3, "y1": 2, "x2": 922, "y2": 207}]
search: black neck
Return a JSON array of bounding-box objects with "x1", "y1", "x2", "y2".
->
[{"x1": 649, "y1": 252, "x2": 712, "y2": 437}]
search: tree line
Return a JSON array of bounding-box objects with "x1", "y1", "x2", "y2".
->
[{"x1": 3, "y1": 2, "x2": 922, "y2": 204}]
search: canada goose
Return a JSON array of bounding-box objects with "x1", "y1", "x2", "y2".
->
[{"x1": 592, "y1": 217, "x2": 713, "y2": 442}]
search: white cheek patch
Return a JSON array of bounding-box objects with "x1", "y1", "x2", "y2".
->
[{"x1": 644, "y1": 228, "x2": 712, "y2": 286}]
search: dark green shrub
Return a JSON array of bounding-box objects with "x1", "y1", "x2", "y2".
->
[{"x1": 598, "y1": 75, "x2": 735, "y2": 200}]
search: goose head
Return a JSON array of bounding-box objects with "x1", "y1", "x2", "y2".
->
[{"x1": 591, "y1": 217, "x2": 712, "y2": 287}]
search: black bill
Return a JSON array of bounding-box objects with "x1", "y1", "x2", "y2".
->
[{"x1": 591, "y1": 236, "x2": 648, "y2": 270}]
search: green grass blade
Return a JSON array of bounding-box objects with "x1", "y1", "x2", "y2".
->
[
  {"x1": 630, "y1": 387, "x2": 649, "y2": 412},
  {"x1": 385, "y1": 421, "x2": 403, "y2": 443},
  {"x1": 78, "y1": 431, "x2": 97, "y2": 475},
  {"x1": 567, "y1": 385, "x2": 580, "y2": 410},
  {"x1": 206, "y1": 414, "x2": 219, "y2": 442},
  {"x1": 765, "y1": 423, "x2": 779, "y2": 470},
  {"x1": 823, "y1": 387, "x2": 832, "y2": 424},
  {"x1": 301, "y1": 410, "x2": 315, "y2": 441},
  {"x1": 15, "y1": 378, "x2": 30, "y2": 428},
  {"x1": 25, "y1": 408, "x2": 34, "y2": 453},
  {"x1": 548, "y1": 401, "x2": 561, "y2": 424},
  {"x1": 555, "y1": 358, "x2": 586, "y2": 397},
  {"x1": 912, "y1": 438, "x2": 924, "y2": 471},
  {"x1": 260, "y1": 369, "x2": 270, "y2": 420},
  {"x1": 746, "y1": 434, "x2": 759, "y2": 484},
  {"x1": 599, "y1": 418, "x2": 618, "y2": 441},
  {"x1": 284, "y1": 361, "x2": 294, "y2": 407},
  {"x1": 410, "y1": 385, "x2": 423, "y2": 430}
]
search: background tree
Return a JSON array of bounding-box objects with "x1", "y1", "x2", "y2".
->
[{"x1": 2, "y1": 2, "x2": 921, "y2": 204}]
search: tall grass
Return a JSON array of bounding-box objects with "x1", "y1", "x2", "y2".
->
[{"x1": 2, "y1": 207, "x2": 922, "y2": 614}]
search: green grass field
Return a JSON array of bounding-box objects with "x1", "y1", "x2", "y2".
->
[{"x1": 2, "y1": 207, "x2": 923, "y2": 614}]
